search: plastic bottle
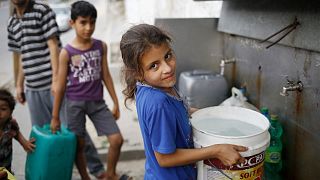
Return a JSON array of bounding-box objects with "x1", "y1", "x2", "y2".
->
[
  {"x1": 264, "y1": 114, "x2": 283, "y2": 180},
  {"x1": 260, "y1": 107, "x2": 270, "y2": 121}
]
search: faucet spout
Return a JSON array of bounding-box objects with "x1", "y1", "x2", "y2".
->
[{"x1": 280, "y1": 81, "x2": 303, "y2": 96}]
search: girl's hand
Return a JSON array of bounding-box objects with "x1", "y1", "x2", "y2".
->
[
  {"x1": 23, "y1": 138, "x2": 36, "y2": 153},
  {"x1": 112, "y1": 104, "x2": 120, "y2": 120},
  {"x1": 212, "y1": 144, "x2": 247, "y2": 166}
]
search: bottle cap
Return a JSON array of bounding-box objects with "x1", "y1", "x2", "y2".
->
[
  {"x1": 239, "y1": 87, "x2": 246, "y2": 94},
  {"x1": 270, "y1": 114, "x2": 279, "y2": 121},
  {"x1": 261, "y1": 107, "x2": 269, "y2": 113}
]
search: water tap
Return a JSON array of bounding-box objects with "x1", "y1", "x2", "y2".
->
[
  {"x1": 220, "y1": 58, "x2": 236, "y2": 76},
  {"x1": 280, "y1": 80, "x2": 303, "y2": 96}
]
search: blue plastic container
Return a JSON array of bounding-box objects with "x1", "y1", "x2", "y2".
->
[{"x1": 25, "y1": 124, "x2": 77, "y2": 180}]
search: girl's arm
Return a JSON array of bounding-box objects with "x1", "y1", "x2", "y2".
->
[
  {"x1": 51, "y1": 49, "x2": 68, "y2": 134},
  {"x1": 101, "y1": 41, "x2": 120, "y2": 120},
  {"x1": 15, "y1": 132, "x2": 35, "y2": 153},
  {"x1": 189, "y1": 107, "x2": 199, "y2": 114},
  {"x1": 154, "y1": 144, "x2": 247, "y2": 167}
]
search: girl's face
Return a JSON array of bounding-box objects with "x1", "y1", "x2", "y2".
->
[
  {"x1": 140, "y1": 43, "x2": 176, "y2": 93},
  {"x1": 70, "y1": 16, "x2": 96, "y2": 41},
  {"x1": 0, "y1": 100, "x2": 11, "y2": 125}
]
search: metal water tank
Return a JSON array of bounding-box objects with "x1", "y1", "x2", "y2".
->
[{"x1": 178, "y1": 70, "x2": 228, "y2": 108}]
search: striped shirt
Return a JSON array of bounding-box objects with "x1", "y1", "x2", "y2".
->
[{"x1": 7, "y1": 0, "x2": 61, "y2": 91}]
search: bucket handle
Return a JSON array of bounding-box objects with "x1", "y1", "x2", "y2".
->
[
  {"x1": 231, "y1": 87, "x2": 247, "y2": 102},
  {"x1": 206, "y1": 159, "x2": 233, "y2": 179}
]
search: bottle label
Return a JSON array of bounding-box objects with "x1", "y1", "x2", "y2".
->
[{"x1": 265, "y1": 151, "x2": 281, "y2": 163}]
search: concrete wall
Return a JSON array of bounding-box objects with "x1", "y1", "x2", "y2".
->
[
  {"x1": 222, "y1": 34, "x2": 320, "y2": 179},
  {"x1": 219, "y1": 0, "x2": 320, "y2": 178},
  {"x1": 155, "y1": 18, "x2": 224, "y2": 82},
  {"x1": 124, "y1": 0, "x2": 222, "y2": 25},
  {"x1": 155, "y1": 0, "x2": 320, "y2": 177}
]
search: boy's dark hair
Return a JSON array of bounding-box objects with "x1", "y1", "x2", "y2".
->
[
  {"x1": 0, "y1": 89, "x2": 16, "y2": 112},
  {"x1": 120, "y1": 24, "x2": 172, "y2": 107},
  {"x1": 71, "y1": 0, "x2": 97, "y2": 21}
]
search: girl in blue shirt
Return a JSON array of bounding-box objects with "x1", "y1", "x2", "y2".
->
[{"x1": 120, "y1": 24, "x2": 248, "y2": 180}]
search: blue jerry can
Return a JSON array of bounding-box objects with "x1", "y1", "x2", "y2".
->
[{"x1": 25, "y1": 124, "x2": 77, "y2": 180}]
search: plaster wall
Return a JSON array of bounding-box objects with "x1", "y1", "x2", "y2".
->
[
  {"x1": 156, "y1": 14, "x2": 320, "y2": 178},
  {"x1": 219, "y1": 1, "x2": 320, "y2": 178}
]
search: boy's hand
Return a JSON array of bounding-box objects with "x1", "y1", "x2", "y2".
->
[
  {"x1": 50, "y1": 117, "x2": 61, "y2": 134},
  {"x1": 212, "y1": 144, "x2": 247, "y2": 166},
  {"x1": 112, "y1": 104, "x2": 120, "y2": 120},
  {"x1": 16, "y1": 86, "x2": 26, "y2": 104},
  {"x1": 23, "y1": 138, "x2": 36, "y2": 153}
]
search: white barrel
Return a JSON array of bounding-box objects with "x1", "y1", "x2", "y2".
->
[{"x1": 191, "y1": 106, "x2": 270, "y2": 180}]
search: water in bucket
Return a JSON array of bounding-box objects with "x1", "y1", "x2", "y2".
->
[{"x1": 193, "y1": 118, "x2": 263, "y2": 137}]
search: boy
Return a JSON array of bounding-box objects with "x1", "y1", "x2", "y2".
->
[
  {"x1": 8, "y1": 0, "x2": 106, "y2": 177},
  {"x1": 0, "y1": 89, "x2": 35, "y2": 174},
  {"x1": 50, "y1": 1, "x2": 124, "y2": 179}
]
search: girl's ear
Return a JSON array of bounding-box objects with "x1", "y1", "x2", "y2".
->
[
  {"x1": 134, "y1": 75, "x2": 143, "y2": 82},
  {"x1": 134, "y1": 71, "x2": 144, "y2": 82}
]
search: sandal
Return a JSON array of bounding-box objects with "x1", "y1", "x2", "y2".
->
[{"x1": 119, "y1": 174, "x2": 133, "y2": 180}]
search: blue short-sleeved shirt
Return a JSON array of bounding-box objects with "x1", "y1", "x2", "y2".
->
[{"x1": 136, "y1": 84, "x2": 196, "y2": 180}]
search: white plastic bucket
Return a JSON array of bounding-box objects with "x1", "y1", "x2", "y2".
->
[{"x1": 191, "y1": 106, "x2": 270, "y2": 180}]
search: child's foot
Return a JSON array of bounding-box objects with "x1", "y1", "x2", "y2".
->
[
  {"x1": 119, "y1": 174, "x2": 133, "y2": 180},
  {"x1": 95, "y1": 172, "x2": 107, "y2": 180},
  {"x1": 105, "y1": 173, "x2": 133, "y2": 180}
]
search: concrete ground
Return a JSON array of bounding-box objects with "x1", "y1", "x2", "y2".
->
[{"x1": 71, "y1": 159, "x2": 146, "y2": 180}]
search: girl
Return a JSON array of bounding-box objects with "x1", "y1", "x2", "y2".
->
[{"x1": 120, "y1": 24, "x2": 248, "y2": 179}]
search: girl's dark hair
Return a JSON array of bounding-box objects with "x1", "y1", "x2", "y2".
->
[
  {"x1": 0, "y1": 89, "x2": 16, "y2": 112},
  {"x1": 71, "y1": 0, "x2": 97, "y2": 21},
  {"x1": 120, "y1": 24, "x2": 172, "y2": 107}
]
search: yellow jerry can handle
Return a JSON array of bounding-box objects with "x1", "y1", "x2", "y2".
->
[{"x1": 0, "y1": 167, "x2": 16, "y2": 180}]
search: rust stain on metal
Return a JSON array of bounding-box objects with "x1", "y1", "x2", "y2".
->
[
  {"x1": 256, "y1": 65, "x2": 262, "y2": 109},
  {"x1": 293, "y1": 127, "x2": 302, "y2": 179},
  {"x1": 295, "y1": 91, "x2": 302, "y2": 116},
  {"x1": 291, "y1": 88, "x2": 304, "y2": 178},
  {"x1": 293, "y1": 95, "x2": 302, "y2": 178}
]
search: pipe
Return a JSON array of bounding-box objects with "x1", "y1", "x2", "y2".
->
[
  {"x1": 220, "y1": 58, "x2": 236, "y2": 76},
  {"x1": 280, "y1": 81, "x2": 303, "y2": 96}
]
